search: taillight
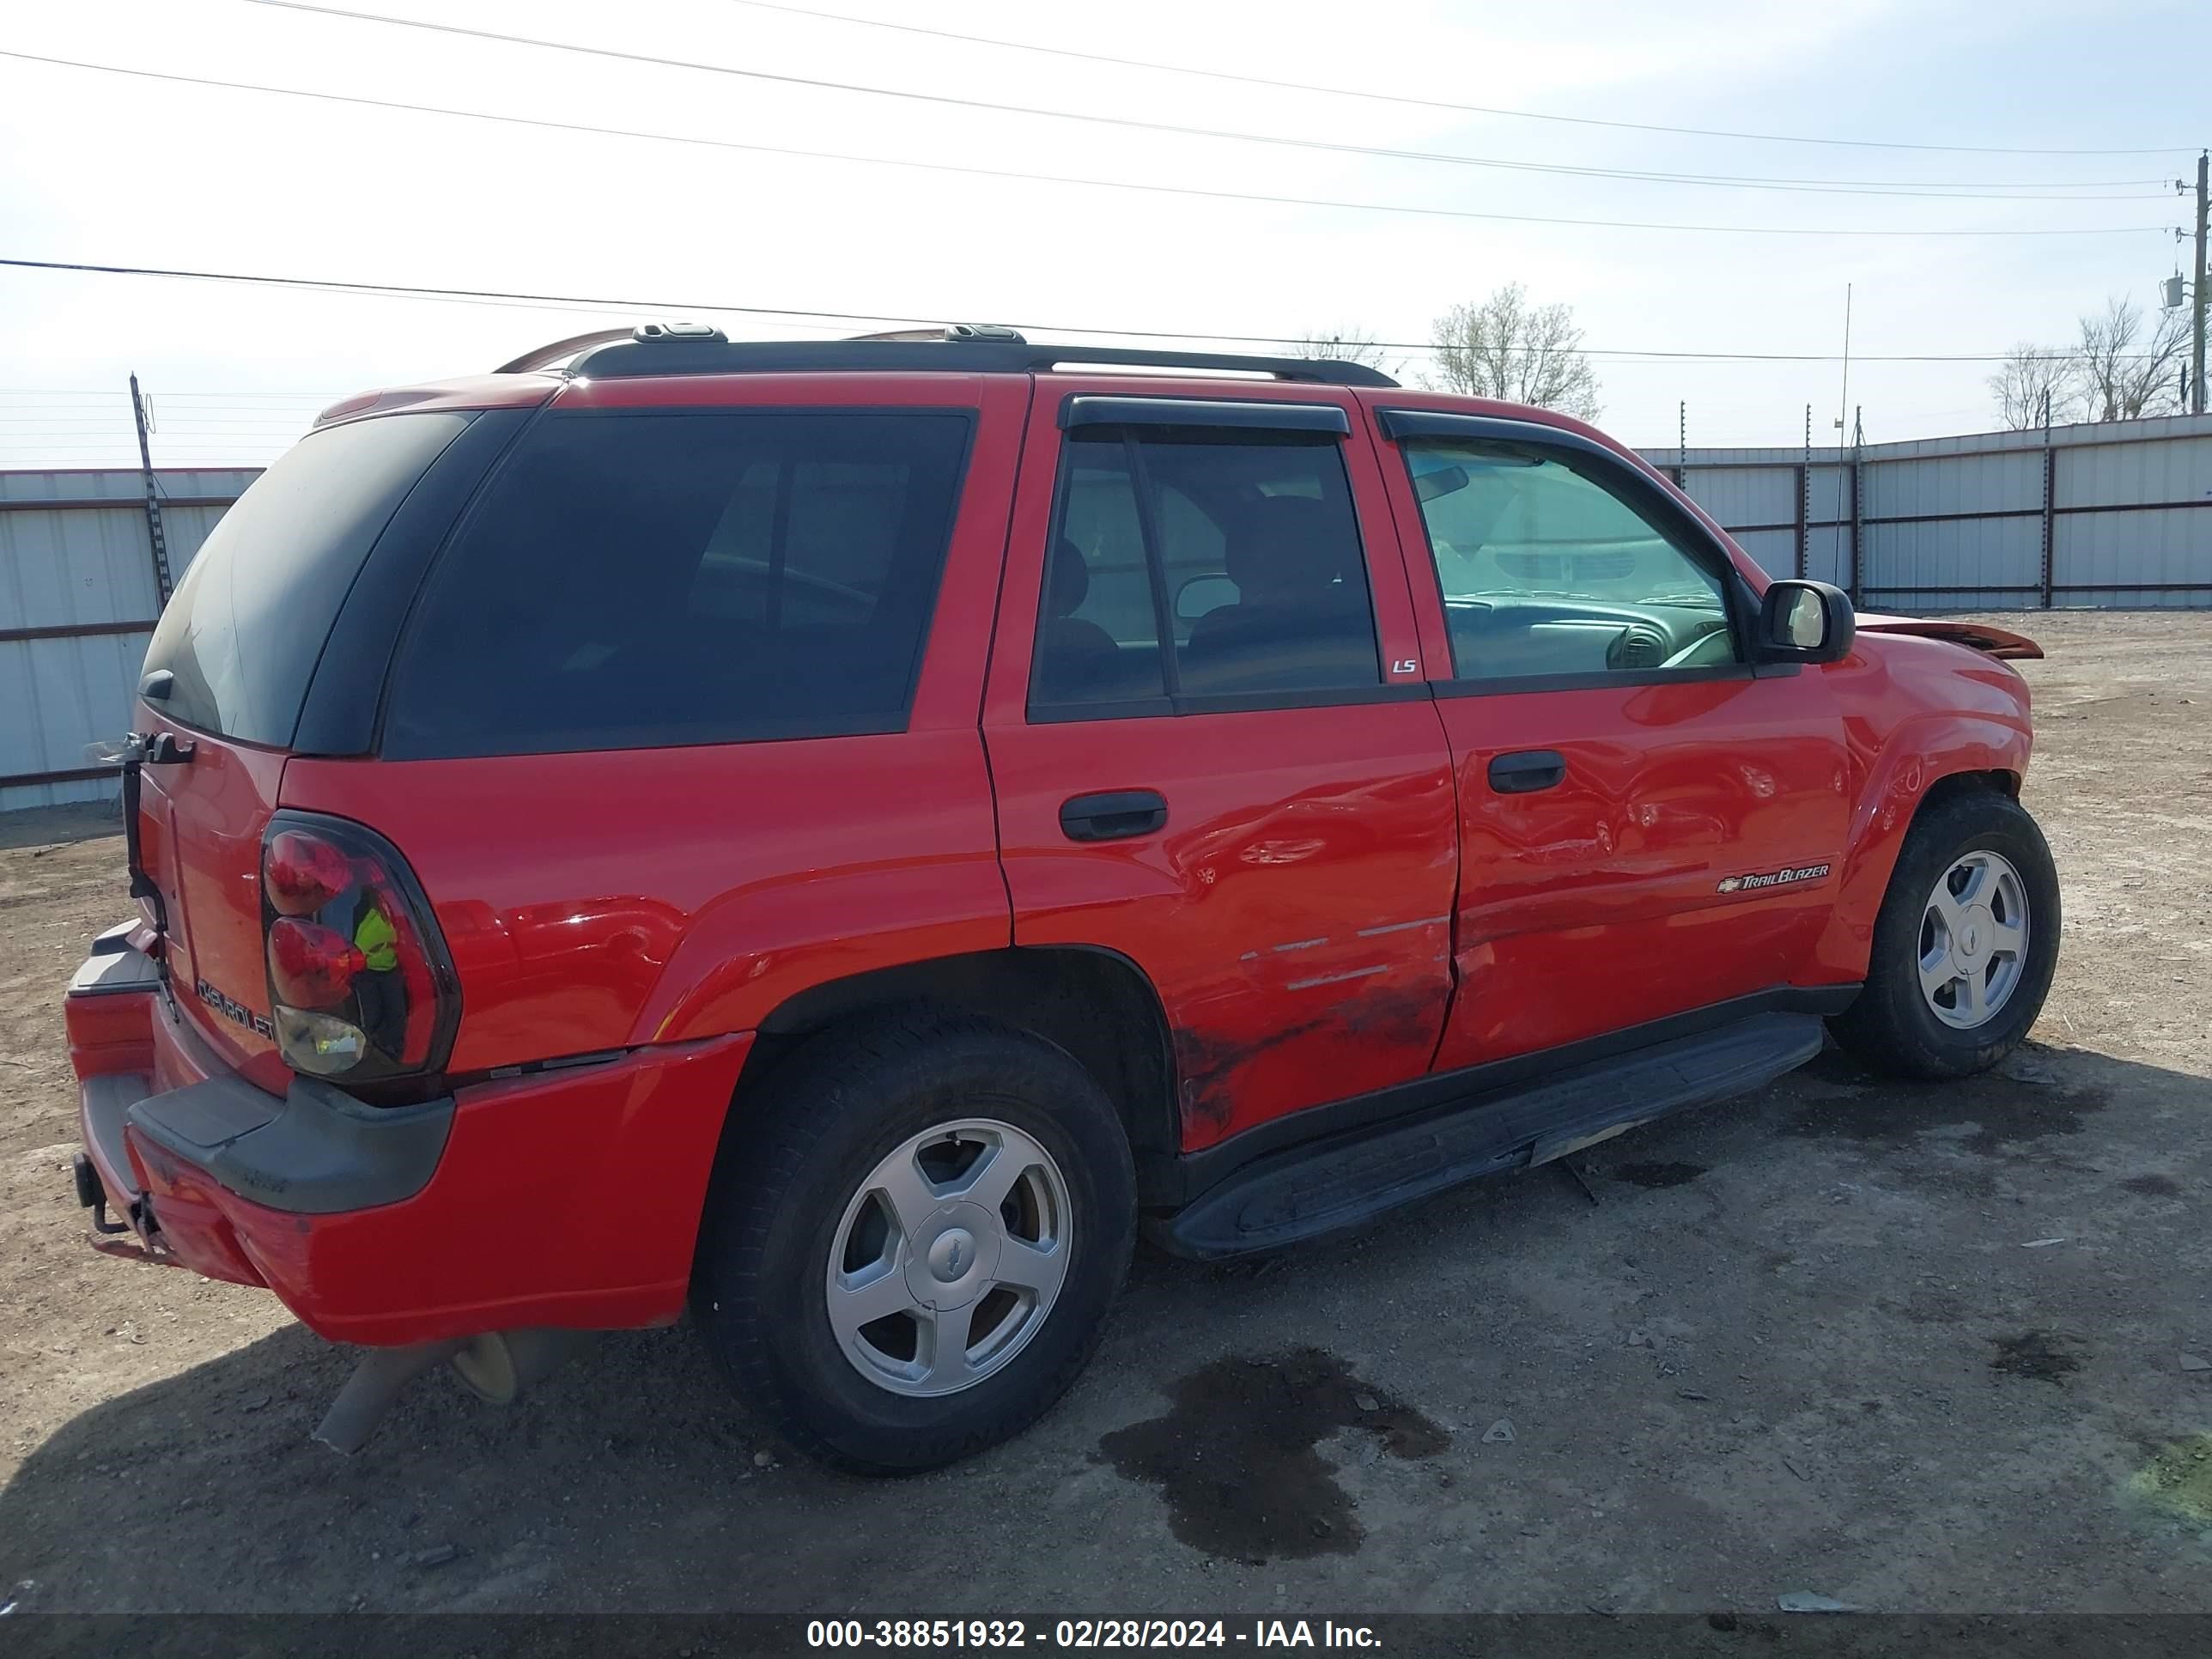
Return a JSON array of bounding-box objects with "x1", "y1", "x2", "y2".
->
[
  {"x1": 259, "y1": 812, "x2": 459, "y2": 1084},
  {"x1": 264, "y1": 830, "x2": 355, "y2": 915}
]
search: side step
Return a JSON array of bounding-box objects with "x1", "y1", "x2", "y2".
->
[{"x1": 1157, "y1": 1012, "x2": 1824, "y2": 1259}]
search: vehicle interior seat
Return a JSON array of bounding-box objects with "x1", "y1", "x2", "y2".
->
[
  {"x1": 1179, "y1": 495, "x2": 1376, "y2": 693},
  {"x1": 1032, "y1": 538, "x2": 1133, "y2": 702}
]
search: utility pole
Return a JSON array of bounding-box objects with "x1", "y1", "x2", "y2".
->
[
  {"x1": 1832, "y1": 282, "x2": 1853, "y2": 538},
  {"x1": 1797, "y1": 404, "x2": 1810, "y2": 580},
  {"x1": 129, "y1": 374, "x2": 173, "y2": 605},
  {"x1": 2192, "y1": 150, "x2": 2207, "y2": 416},
  {"x1": 1847, "y1": 404, "x2": 1864, "y2": 606}
]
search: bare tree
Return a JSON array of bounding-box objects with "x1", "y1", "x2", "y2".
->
[
  {"x1": 1296, "y1": 328, "x2": 1396, "y2": 375},
  {"x1": 1987, "y1": 343, "x2": 2078, "y2": 429},
  {"x1": 1427, "y1": 284, "x2": 1601, "y2": 420},
  {"x1": 2073, "y1": 296, "x2": 2188, "y2": 422}
]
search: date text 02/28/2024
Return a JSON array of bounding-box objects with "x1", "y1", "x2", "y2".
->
[{"x1": 805, "y1": 1620, "x2": 1382, "y2": 1650}]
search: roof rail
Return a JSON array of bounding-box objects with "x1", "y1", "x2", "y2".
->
[
  {"x1": 494, "y1": 327, "x2": 635, "y2": 374},
  {"x1": 495, "y1": 322, "x2": 1399, "y2": 387}
]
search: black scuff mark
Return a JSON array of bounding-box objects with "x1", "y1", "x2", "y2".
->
[
  {"x1": 1173, "y1": 983, "x2": 1444, "y2": 1143},
  {"x1": 1173, "y1": 1014, "x2": 1330, "y2": 1142}
]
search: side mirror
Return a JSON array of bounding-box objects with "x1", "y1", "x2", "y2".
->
[{"x1": 1758, "y1": 580, "x2": 1855, "y2": 665}]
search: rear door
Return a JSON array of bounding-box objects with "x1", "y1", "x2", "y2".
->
[
  {"x1": 1369, "y1": 404, "x2": 1850, "y2": 1072},
  {"x1": 982, "y1": 378, "x2": 1458, "y2": 1152},
  {"x1": 131, "y1": 410, "x2": 491, "y2": 1091}
]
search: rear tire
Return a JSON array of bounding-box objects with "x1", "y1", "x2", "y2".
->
[
  {"x1": 691, "y1": 1009, "x2": 1135, "y2": 1474},
  {"x1": 1828, "y1": 786, "x2": 2059, "y2": 1079}
]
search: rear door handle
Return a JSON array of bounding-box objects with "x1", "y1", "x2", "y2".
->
[
  {"x1": 1488, "y1": 750, "x2": 1566, "y2": 793},
  {"x1": 1060, "y1": 789, "x2": 1169, "y2": 842}
]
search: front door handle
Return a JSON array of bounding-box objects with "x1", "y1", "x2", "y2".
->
[
  {"x1": 1060, "y1": 789, "x2": 1169, "y2": 842},
  {"x1": 1488, "y1": 750, "x2": 1566, "y2": 794}
]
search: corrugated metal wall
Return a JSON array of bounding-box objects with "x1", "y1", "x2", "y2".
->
[
  {"x1": 1, "y1": 468, "x2": 258, "y2": 811},
  {"x1": 1, "y1": 415, "x2": 2204, "y2": 811},
  {"x1": 1644, "y1": 412, "x2": 2212, "y2": 614}
]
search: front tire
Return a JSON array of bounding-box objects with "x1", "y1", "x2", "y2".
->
[
  {"x1": 691, "y1": 1010, "x2": 1136, "y2": 1474},
  {"x1": 1829, "y1": 786, "x2": 2060, "y2": 1079}
]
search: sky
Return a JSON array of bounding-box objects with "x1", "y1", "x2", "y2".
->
[{"x1": 1, "y1": 0, "x2": 2205, "y2": 471}]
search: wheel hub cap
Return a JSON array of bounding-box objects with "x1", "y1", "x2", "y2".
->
[
  {"x1": 824, "y1": 1119, "x2": 1072, "y2": 1398},
  {"x1": 909, "y1": 1206, "x2": 1000, "y2": 1309}
]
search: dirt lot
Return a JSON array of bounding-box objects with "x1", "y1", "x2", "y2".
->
[{"x1": 2, "y1": 610, "x2": 2209, "y2": 1617}]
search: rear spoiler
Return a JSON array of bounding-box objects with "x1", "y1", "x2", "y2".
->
[{"x1": 1854, "y1": 615, "x2": 2043, "y2": 660}]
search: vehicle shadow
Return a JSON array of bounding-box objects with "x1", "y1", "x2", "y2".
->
[{"x1": 5, "y1": 1039, "x2": 2212, "y2": 1617}]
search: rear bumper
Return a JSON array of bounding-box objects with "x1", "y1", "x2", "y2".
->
[{"x1": 65, "y1": 933, "x2": 754, "y2": 1346}]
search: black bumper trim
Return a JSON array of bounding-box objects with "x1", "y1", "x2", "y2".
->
[
  {"x1": 82, "y1": 1073, "x2": 142, "y2": 1181},
  {"x1": 125, "y1": 1071, "x2": 453, "y2": 1215},
  {"x1": 67, "y1": 944, "x2": 161, "y2": 998}
]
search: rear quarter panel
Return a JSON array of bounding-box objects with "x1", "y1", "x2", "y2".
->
[
  {"x1": 282, "y1": 732, "x2": 1011, "y2": 1069},
  {"x1": 279, "y1": 374, "x2": 1027, "y2": 1073},
  {"x1": 1805, "y1": 631, "x2": 2034, "y2": 981}
]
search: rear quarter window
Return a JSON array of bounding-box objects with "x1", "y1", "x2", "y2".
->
[
  {"x1": 380, "y1": 409, "x2": 973, "y2": 759},
  {"x1": 140, "y1": 412, "x2": 471, "y2": 746}
]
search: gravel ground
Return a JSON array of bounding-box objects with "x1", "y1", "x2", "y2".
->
[{"x1": 1, "y1": 610, "x2": 2208, "y2": 1617}]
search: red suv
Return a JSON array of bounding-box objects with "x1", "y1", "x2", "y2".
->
[{"x1": 62, "y1": 325, "x2": 2058, "y2": 1473}]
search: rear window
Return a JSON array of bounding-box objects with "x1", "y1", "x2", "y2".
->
[
  {"x1": 141, "y1": 412, "x2": 471, "y2": 745},
  {"x1": 380, "y1": 410, "x2": 972, "y2": 759}
]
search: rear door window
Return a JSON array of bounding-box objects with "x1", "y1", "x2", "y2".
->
[
  {"x1": 140, "y1": 411, "x2": 471, "y2": 746},
  {"x1": 381, "y1": 410, "x2": 973, "y2": 759},
  {"x1": 1032, "y1": 426, "x2": 1381, "y2": 711}
]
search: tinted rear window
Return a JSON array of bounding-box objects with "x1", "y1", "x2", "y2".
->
[
  {"x1": 381, "y1": 410, "x2": 972, "y2": 759},
  {"x1": 141, "y1": 412, "x2": 470, "y2": 745}
]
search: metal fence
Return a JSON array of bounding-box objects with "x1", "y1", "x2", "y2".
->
[
  {"x1": 1, "y1": 467, "x2": 258, "y2": 811},
  {"x1": 3, "y1": 414, "x2": 2208, "y2": 810},
  {"x1": 1643, "y1": 410, "x2": 2212, "y2": 613}
]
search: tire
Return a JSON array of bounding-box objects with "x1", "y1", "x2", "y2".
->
[
  {"x1": 1828, "y1": 785, "x2": 2060, "y2": 1079},
  {"x1": 690, "y1": 1008, "x2": 1136, "y2": 1474}
]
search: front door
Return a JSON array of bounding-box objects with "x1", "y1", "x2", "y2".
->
[
  {"x1": 1369, "y1": 406, "x2": 1850, "y2": 1073},
  {"x1": 981, "y1": 378, "x2": 1458, "y2": 1152}
]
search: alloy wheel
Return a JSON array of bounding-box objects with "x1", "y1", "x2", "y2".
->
[
  {"x1": 1918, "y1": 849, "x2": 2031, "y2": 1030},
  {"x1": 824, "y1": 1119, "x2": 1071, "y2": 1397}
]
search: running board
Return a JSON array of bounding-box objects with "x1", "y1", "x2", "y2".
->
[{"x1": 1155, "y1": 1012, "x2": 1825, "y2": 1260}]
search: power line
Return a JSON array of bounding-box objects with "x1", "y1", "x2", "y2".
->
[
  {"x1": 0, "y1": 411, "x2": 311, "y2": 421},
  {"x1": 2, "y1": 254, "x2": 2178, "y2": 363},
  {"x1": 0, "y1": 388, "x2": 326, "y2": 398},
  {"x1": 0, "y1": 52, "x2": 2170, "y2": 242},
  {"x1": 236, "y1": 3, "x2": 2179, "y2": 213},
  {"x1": 714, "y1": 0, "x2": 2197, "y2": 161}
]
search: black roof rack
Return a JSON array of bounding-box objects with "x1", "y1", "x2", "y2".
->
[{"x1": 499, "y1": 322, "x2": 1399, "y2": 388}]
